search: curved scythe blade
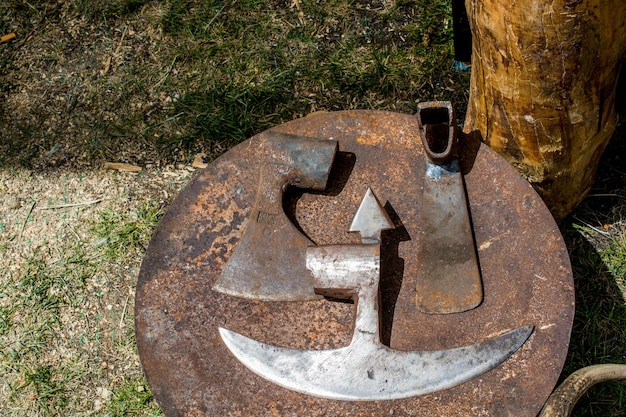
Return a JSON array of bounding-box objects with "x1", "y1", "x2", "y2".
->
[{"x1": 219, "y1": 325, "x2": 533, "y2": 401}]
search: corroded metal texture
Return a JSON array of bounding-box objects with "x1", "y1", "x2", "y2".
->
[
  {"x1": 135, "y1": 110, "x2": 575, "y2": 416},
  {"x1": 213, "y1": 132, "x2": 337, "y2": 301},
  {"x1": 417, "y1": 101, "x2": 457, "y2": 165},
  {"x1": 416, "y1": 102, "x2": 483, "y2": 314}
]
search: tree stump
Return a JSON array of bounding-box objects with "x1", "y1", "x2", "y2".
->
[{"x1": 464, "y1": 0, "x2": 626, "y2": 219}]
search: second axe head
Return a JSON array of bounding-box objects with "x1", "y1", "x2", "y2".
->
[{"x1": 213, "y1": 132, "x2": 338, "y2": 301}]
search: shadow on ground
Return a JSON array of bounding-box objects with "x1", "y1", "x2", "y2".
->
[{"x1": 559, "y1": 112, "x2": 626, "y2": 416}]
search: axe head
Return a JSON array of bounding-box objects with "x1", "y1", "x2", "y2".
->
[{"x1": 212, "y1": 132, "x2": 338, "y2": 301}]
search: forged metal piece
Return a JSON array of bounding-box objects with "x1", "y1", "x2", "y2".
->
[
  {"x1": 348, "y1": 188, "x2": 394, "y2": 243},
  {"x1": 221, "y1": 189, "x2": 532, "y2": 400},
  {"x1": 212, "y1": 132, "x2": 337, "y2": 301},
  {"x1": 539, "y1": 364, "x2": 626, "y2": 417},
  {"x1": 220, "y1": 314, "x2": 533, "y2": 401},
  {"x1": 135, "y1": 111, "x2": 575, "y2": 416},
  {"x1": 415, "y1": 101, "x2": 483, "y2": 314}
]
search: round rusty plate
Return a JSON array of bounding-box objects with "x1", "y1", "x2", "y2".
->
[{"x1": 135, "y1": 110, "x2": 574, "y2": 416}]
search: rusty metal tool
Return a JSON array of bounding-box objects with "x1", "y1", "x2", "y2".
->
[
  {"x1": 136, "y1": 111, "x2": 575, "y2": 416},
  {"x1": 219, "y1": 188, "x2": 533, "y2": 401},
  {"x1": 415, "y1": 101, "x2": 483, "y2": 314},
  {"x1": 213, "y1": 132, "x2": 337, "y2": 301}
]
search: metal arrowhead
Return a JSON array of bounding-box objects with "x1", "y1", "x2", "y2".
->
[{"x1": 349, "y1": 188, "x2": 394, "y2": 243}]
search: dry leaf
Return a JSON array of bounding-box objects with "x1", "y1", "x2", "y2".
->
[
  {"x1": 192, "y1": 153, "x2": 209, "y2": 169},
  {"x1": 306, "y1": 110, "x2": 329, "y2": 118},
  {"x1": 104, "y1": 162, "x2": 142, "y2": 172},
  {"x1": 1, "y1": 33, "x2": 16, "y2": 43}
]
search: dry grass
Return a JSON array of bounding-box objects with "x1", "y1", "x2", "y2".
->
[{"x1": 0, "y1": 167, "x2": 193, "y2": 416}]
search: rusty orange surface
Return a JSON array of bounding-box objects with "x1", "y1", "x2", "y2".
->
[{"x1": 135, "y1": 110, "x2": 574, "y2": 416}]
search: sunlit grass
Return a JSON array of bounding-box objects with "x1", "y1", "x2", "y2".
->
[{"x1": 562, "y1": 200, "x2": 626, "y2": 417}]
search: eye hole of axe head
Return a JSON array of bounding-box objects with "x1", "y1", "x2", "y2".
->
[{"x1": 416, "y1": 101, "x2": 458, "y2": 165}]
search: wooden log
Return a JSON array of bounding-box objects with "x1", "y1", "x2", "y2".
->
[{"x1": 464, "y1": 0, "x2": 626, "y2": 219}]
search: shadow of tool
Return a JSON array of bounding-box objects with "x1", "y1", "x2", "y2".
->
[
  {"x1": 283, "y1": 151, "x2": 356, "y2": 236},
  {"x1": 459, "y1": 129, "x2": 481, "y2": 175},
  {"x1": 380, "y1": 202, "x2": 411, "y2": 347}
]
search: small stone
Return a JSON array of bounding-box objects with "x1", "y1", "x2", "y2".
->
[
  {"x1": 96, "y1": 387, "x2": 112, "y2": 399},
  {"x1": 6, "y1": 195, "x2": 21, "y2": 209},
  {"x1": 136, "y1": 385, "x2": 145, "y2": 392},
  {"x1": 192, "y1": 153, "x2": 209, "y2": 169}
]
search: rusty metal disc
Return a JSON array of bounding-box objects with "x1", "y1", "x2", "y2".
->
[{"x1": 135, "y1": 110, "x2": 574, "y2": 416}]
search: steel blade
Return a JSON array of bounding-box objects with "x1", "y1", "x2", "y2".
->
[{"x1": 219, "y1": 325, "x2": 533, "y2": 401}]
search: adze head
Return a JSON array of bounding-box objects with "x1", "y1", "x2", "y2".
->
[
  {"x1": 219, "y1": 188, "x2": 534, "y2": 400},
  {"x1": 213, "y1": 132, "x2": 338, "y2": 301}
]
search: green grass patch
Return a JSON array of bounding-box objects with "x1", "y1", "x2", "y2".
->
[
  {"x1": 562, "y1": 210, "x2": 626, "y2": 416},
  {"x1": 170, "y1": 79, "x2": 301, "y2": 147},
  {"x1": 19, "y1": 364, "x2": 69, "y2": 415},
  {"x1": 107, "y1": 377, "x2": 163, "y2": 416},
  {"x1": 90, "y1": 200, "x2": 163, "y2": 262},
  {"x1": 155, "y1": 0, "x2": 467, "y2": 157},
  {"x1": 0, "y1": 243, "x2": 97, "y2": 415},
  {"x1": 1, "y1": 0, "x2": 469, "y2": 167},
  {"x1": 602, "y1": 234, "x2": 626, "y2": 287},
  {"x1": 0, "y1": 190, "x2": 166, "y2": 415}
]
